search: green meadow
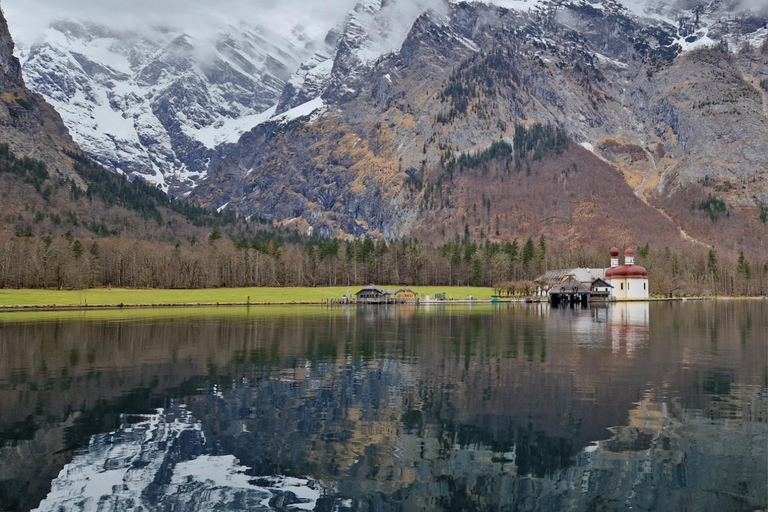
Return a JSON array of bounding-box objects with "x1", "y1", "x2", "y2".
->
[{"x1": 0, "y1": 286, "x2": 495, "y2": 309}]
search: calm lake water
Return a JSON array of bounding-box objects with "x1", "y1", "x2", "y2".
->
[{"x1": 0, "y1": 301, "x2": 765, "y2": 512}]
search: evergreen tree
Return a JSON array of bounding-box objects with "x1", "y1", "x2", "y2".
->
[
  {"x1": 472, "y1": 257, "x2": 483, "y2": 286},
  {"x1": 209, "y1": 227, "x2": 222, "y2": 244},
  {"x1": 72, "y1": 240, "x2": 84, "y2": 259},
  {"x1": 707, "y1": 248, "x2": 719, "y2": 279},
  {"x1": 522, "y1": 238, "x2": 535, "y2": 269},
  {"x1": 737, "y1": 251, "x2": 751, "y2": 280}
]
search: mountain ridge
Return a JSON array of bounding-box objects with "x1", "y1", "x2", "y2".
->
[
  {"x1": 6, "y1": 0, "x2": 768, "y2": 255},
  {"x1": 186, "y1": 0, "x2": 767, "y2": 254}
]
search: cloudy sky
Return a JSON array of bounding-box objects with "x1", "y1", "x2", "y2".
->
[
  {"x1": 3, "y1": 0, "x2": 766, "y2": 48},
  {"x1": 2, "y1": 0, "x2": 360, "y2": 46}
]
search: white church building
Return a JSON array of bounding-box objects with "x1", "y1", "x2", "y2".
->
[{"x1": 605, "y1": 247, "x2": 649, "y2": 300}]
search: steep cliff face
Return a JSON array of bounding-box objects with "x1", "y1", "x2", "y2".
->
[
  {"x1": 0, "y1": 8, "x2": 79, "y2": 182},
  {"x1": 189, "y1": 0, "x2": 768, "y2": 252}
]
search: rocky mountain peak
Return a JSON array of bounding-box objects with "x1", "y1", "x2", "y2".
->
[
  {"x1": 0, "y1": 9, "x2": 81, "y2": 182},
  {"x1": 188, "y1": 0, "x2": 768, "y2": 254},
  {"x1": 5, "y1": 0, "x2": 768, "y2": 252},
  {"x1": 0, "y1": 8, "x2": 23, "y2": 86}
]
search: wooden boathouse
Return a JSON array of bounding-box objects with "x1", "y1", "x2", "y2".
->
[{"x1": 549, "y1": 277, "x2": 590, "y2": 307}]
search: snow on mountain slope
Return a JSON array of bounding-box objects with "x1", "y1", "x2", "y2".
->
[
  {"x1": 19, "y1": 19, "x2": 326, "y2": 190},
  {"x1": 279, "y1": 0, "x2": 458, "y2": 111},
  {"x1": 281, "y1": 0, "x2": 767, "y2": 115}
]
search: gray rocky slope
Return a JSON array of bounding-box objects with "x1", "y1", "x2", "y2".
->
[
  {"x1": 0, "y1": 8, "x2": 80, "y2": 182},
  {"x1": 186, "y1": 0, "x2": 767, "y2": 251}
]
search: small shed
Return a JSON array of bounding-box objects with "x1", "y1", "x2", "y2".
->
[{"x1": 394, "y1": 287, "x2": 418, "y2": 301}]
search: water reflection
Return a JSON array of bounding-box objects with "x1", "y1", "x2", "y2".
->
[{"x1": 0, "y1": 302, "x2": 765, "y2": 511}]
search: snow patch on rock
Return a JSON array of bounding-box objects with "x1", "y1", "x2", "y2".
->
[{"x1": 33, "y1": 406, "x2": 323, "y2": 512}]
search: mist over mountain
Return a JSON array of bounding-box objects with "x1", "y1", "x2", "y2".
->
[{"x1": 3, "y1": 0, "x2": 358, "y2": 48}]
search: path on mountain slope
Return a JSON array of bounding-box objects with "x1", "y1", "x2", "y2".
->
[{"x1": 632, "y1": 156, "x2": 710, "y2": 248}]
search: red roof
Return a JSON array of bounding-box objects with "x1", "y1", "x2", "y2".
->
[
  {"x1": 610, "y1": 247, "x2": 620, "y2": 257},
  {"x1": 624, "y1": 248, "x2": 635, "y2": 257},
  {"x1": 606, "y1": 264, "x2": 648, "y2": 279}
]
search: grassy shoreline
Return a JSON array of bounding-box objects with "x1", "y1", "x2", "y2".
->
[
  {"x1": 0, "y1": 287, "x2": 763, "y2": 312},
  {"x1": 0, "y1": 286, "x2": 495, "y2": 310}
]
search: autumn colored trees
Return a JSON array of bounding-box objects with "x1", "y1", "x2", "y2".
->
[{"x1": 0, "y1": 231, "x2": 765, "y2": 296}]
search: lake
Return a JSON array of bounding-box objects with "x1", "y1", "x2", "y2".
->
[{"x1": 0, "y1": 301, "x2": 765, "y2": 512}]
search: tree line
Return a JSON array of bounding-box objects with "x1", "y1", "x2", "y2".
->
[{"x1": 0, "y1": 232, "x2": 765, "y2": 296}]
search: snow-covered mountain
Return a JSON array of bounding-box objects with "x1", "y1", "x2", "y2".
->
[
  {"x1": 278, "y1": 0, "x2": 455, "y2": 112},
  {"x1": 12, "y1": 0, "x2": 768, "y2": 201},
  {"x1": 18, "y1": 18, "x2": 328, "y2": 190},
  {"x1": 185, "y1": 0, "x2": 767, "y2": 249},
  {"x1": 13, "y1": 0, "x2": 442, "y2": 192}
]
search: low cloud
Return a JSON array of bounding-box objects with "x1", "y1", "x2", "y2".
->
[
  {"x1": 2, "y1": 0, "x2": 360, "y2": 47},
  {"x1": 737, "y1": 0, "x2": 768, "y2": 13},
  {"x1": 4, "y1": 0, "x2": 764, "y2": 50}
]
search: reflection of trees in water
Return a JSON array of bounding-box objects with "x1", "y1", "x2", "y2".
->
[{"x1": 0, "y1": 301, "x2": 765, "y2": 511}]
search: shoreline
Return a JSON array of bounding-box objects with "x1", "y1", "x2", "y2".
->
[{"x1": 0, "y1": 294, "x2": 764, "y2": 313}]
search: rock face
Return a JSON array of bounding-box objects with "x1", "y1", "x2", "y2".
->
[
  {"x1": 0, "y1": 8, "x2": 79, "y2": 182},
  {"x1": 187, "y1": 0, "x2": 768, "y2": 252}
]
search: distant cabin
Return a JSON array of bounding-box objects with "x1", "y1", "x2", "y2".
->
[
  {"x1": 550, "y1": 276, "x2": 590, "y2": 295},
  {"x1": 355, "y1": 285, "x2": 391, "y2": 303},
  {"x1": 394, "y1": 287, "x2": 418, "y2": 301},
  {"x1": 548, "y1": 276, "x2": 591, "y2": 307}
]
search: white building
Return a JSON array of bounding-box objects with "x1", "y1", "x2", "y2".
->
[
  {"x1": 538, "y1": 247, "x2": 650, "y2": 301},
  {"x1": 605, "y1": 247, "x2": 649, "y2": 300}
]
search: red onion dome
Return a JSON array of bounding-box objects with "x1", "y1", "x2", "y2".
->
[
  {"x1": 610, "y1": 247, "x2": 620, "y2": 257},
  {"x1": 624, "y1": 248, "x2": 635, "y2": 257},
  {"x1": 606, "y1": 264, "x2": 648, "y2": 278},
  {"x1": 625, "y1": 265, "x2": 648, "y2": 277}
]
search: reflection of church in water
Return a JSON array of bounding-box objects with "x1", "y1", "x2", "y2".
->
[{"x1": 591, "y1": 302, "x2": 650, "y2": 357}]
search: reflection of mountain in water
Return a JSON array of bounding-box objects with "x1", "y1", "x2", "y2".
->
[
  {"x1": 183, "y1": 359, "x2": 766, "y2": 511},
  {"x1": 33, "y1": 374, "x2": 767, "y2": 512},
  {"x1": 33, "y1": 406, "x2": 322, "y2": 512},
  {"x1": 0, "y1": 302, "x2": 765, "y2": 512}
]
